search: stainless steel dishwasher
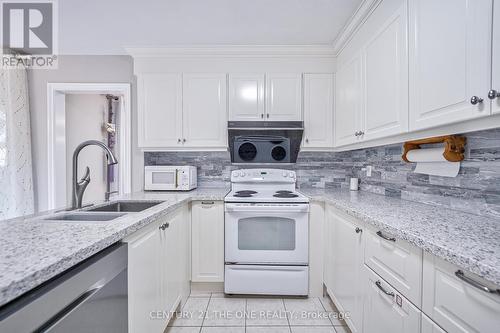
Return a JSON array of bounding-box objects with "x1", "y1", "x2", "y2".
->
[{"x1": 0, "y1": 243, "x2": 128, "y2": 332}]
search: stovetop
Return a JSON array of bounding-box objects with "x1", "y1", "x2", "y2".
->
[{"x1": 224, "y1": 169, "x2": 309, "y2": 203}]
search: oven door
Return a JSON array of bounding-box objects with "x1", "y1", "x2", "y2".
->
[{"x1": 225, "y1": 203, "x2": 309, "y2": 264}]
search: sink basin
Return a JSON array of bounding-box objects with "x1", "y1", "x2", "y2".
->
[
  {"x1": 87, "y1": 201, "x2": 164, "y2": 213},
  {"x1": 43, "y1": 212, "x2": 127, "y2": 222}
]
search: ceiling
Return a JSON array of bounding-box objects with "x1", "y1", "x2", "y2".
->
[{"x1": 58, "y1": 0, "x2": 363, "y2": 55}]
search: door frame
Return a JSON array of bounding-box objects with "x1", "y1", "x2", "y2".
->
[{"x1": 46, "y1": 83, "x2": 132, "y2": 209}]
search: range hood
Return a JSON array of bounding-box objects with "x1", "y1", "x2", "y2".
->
[{"x1": 228, "y1": 121, "x2": 304, "y2": 164}]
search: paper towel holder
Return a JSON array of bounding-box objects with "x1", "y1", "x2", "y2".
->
[{"x1": 402, "y1": 135, "x2": 467, "y2": 162}]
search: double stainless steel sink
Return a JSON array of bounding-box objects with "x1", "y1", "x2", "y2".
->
[{"x1": 43, "y1": 200, "x2": 164, "y2": 222}]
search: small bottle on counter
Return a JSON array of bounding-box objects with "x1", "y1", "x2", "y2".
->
[{"x1": 350, "y1": 177, "x2": 359, "y2": 191}]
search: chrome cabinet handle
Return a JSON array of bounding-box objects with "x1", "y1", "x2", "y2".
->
[
  {"x1": 266, "y1": 114, "x2": 269, "y2": 118},
  {"x1": 375, "y1": 280, "x2": 395, "y2": 297},
  {"x1": 354, "y1": 131, "x2": 360, "y2": 137},
  {"x1": 305, "y1": 138, "x2": 309, "y2": 143},
  {"x1": 376, "y1": 230, "x2": 396, "y2": 242},
  {"x1": 355, "y1": 227, "x2": 362, "y2": 233},
  {"x1": 261, "y1": 114, "x2": 264, "y2": 118},
  {"x1": 201, "y1": 201, "x2": 215, "y2": 205},
  {"x1": 359, "y1": 131, "x2": 364, "y2": 135},
  {"x1": 488, "y1": 90, "x2": 500, "y2": 100},
  {"x1": 159, "y1": 222, "x2": 170, "y2": 230},
  {"x1": 455, "y1": 270, "x2": 500, "y2": 294},
  {"x1": 470, "y1": 96, "x2": 483, "y2": 105},
  {"x1": 183, "y1": 138, "x2": 186, "y2": 143},
  {"x1": 177, "y1": 138, "x2": 181, "y2": 143}
]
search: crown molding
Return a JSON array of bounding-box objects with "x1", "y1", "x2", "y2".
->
[
  {"x1": 331, "y1": 0, "x2": 382, "y2": 56},
  {"x1": 125, "y1": 45, "x2": 336, "y2": 58}
]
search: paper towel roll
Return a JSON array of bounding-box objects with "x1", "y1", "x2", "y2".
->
[{"x1": 406, "y1": 147, "x2": 460, "y2": 177}]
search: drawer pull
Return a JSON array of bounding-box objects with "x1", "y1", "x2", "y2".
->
[
  {"x1": 376, "y1": 231, "x2": 396, "y2": 242},
  {"x1": 355, "y1": 227, "x2": 362, "y2": 233},
  {"x1": 375, "y1": 280, "x2": 395, "y2": 297},
  {"x1": 455, "y1": 270, "x2": 500, "y2": 295},
  {"x1": 201, "y1": 201, "x2": 215, "y2": 205}
]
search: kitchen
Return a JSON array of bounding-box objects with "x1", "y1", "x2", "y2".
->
[{"x1": 0, "y1": 0, "x2": 499, "y2": 332}]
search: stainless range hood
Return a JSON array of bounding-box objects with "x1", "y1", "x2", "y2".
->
[{"x1": 228, "y1": 121, "x2": 304, "y2": 164}]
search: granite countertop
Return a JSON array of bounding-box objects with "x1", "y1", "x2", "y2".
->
[
  {"x1": 0, "y1": 187, "x2": 229, "y2": 308},
  {"x1": 300, "y1": 188, "x2": 500, "y2": 286},
  {"x1": 1, "y1": 185, "x2": 499, "y2": 308}
]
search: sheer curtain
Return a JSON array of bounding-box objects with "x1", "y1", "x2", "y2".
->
[{"x1": 0, "y1": 64, "x2": 34, "y2": 220}]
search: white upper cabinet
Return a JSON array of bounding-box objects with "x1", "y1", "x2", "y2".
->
[
  {"x1": 335, "y1": 0, "x2": 408, "y2": 147},
  {"x1": 138, "y1": 73, "x2": 182, "y2": 147},
  {"x1": 335, "y1": 55, "x2": 363, "y2": 147},
  {"x1": 303, "y1": 73, "x2": 334, "y2": 148},
  {"x1": 229, "y1": 74, "x2": 265, "y2": 121},
  {"x1": 492, "y1": 1, "x2": 500, "y2": 114},
  {"x1": 265, "y1": 73, "x2": 303, "y2": 121},
  {"x1": 409, "y1": 0, "x2": 493, "y2": 130},
  {"x1": 182, "y1": 74, "x2": 227, "y2": 147},
  {"x1": 363, "y1": 0, "x2": 408, "y2": 141}
]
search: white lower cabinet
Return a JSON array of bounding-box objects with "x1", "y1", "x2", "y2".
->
[
  {"x1": 325, "y1": 205, "x2": 364, "y2": 332},
  {"x1": 191, "y1": 201, "x2": 224, "y2": 282},
  {"x1": 422, "y1": 253, "x2": 500, "y2": 333},
  {"x1": 125, "y1": 205, "x2": 190, "y2": 333},
  {"x1": 364, "y1": 228, "x2": 422, "y2": 307},
  {"x1": 363, "y1": 265, "x2": 421, "y2": 333},
  {"x1": 422, "y1": 314, "x2": 446, "y2": 333}
]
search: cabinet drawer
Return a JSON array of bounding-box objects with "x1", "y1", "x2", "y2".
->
[
  {"x1": 363, "y1": 265, "x2": 421, "y2": 333},
  {"x1": 364, "y1": 229, "x2": 423, "y2": 306},
  {"x1": 423, "y1": 253, "x2": 500, "y2": 333}
]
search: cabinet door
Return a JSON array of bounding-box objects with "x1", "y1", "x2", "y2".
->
[
  {"x1": 138, "y1": 73, "x2": 183, "y2": 147},
  {"x1": 330, "y1": 207, "x2": 364, "y2": 331},
  {"x1": 191, "y1": 201, "x2": 224, "y2": 282},
  {"x1": 183, "y1": 74, "x2": 227, "y2": 147},
  {"x1": 303, "y1": 74, "x2": 334, "y2": 148},
  {"x1": 335, "y1": 55, "x2": 362, "y2": 147},
  {"x1": 363, "y1": 266, "x2": 421, "y2": 333},
  {"x1": 492, "y1": 1, "x2": 500, "y2": 114},
  {"x1": 265, "y1": 73, "x2": 303, "y2": 121},
  {"x1": 363, "y1": 0, "x2": 408, "y2": 141},
  {"x1": 409, "y1": 0, "x2": 492, "y2": 130},
  {"x1": 422, "y1": 314, "x2": 446, "y2": 333},
  {"x1": 127, "y1": 222, "x2": 163, "y2": 333},
  {"x1": 229, "y1": 74, "x2": 265, "y2": 121},
  {"x1": 422, "y1": 253, "x2": 500, "y2": 333},
  {"x1": 161, "y1": 209, "x2": 183, "y2": 319}
]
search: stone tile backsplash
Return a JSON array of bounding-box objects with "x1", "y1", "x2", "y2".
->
[{"x1": 145, "y1": 128, "x2": 500, "y2": 218}]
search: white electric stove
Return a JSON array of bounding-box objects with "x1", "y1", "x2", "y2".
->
[{"x1": 224, "y1": 169, "x2": 309, "y2": 296}]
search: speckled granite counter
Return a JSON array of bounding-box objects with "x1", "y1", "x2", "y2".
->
[
  {"x1": 300, "y1": 188, "x2": 500, "y2": 286},
  {"x1": 0, "y1": 187, "x2": 229, "y2": 308}
]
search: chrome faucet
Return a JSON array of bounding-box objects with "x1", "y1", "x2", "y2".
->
[{"x1": 72, "y1": 140, "x2": 118, "y2": 209}]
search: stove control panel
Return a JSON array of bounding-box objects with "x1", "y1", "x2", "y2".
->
[{"x1": 231, "y1": 169, "x2": 296, "y2": 183}]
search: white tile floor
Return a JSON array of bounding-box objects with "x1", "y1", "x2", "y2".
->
[{"x1": 167, "y1": 293, "x2": 351, "y2": 333}]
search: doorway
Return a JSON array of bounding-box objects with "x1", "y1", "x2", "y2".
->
[{"x1": 47, "y1": 83, "x2": 131, "y2": 210}]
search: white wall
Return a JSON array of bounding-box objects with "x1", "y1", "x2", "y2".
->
[
  {"x1": 65, "y1": 94, "x2": 108, "y2": 205},
  {"x1": 28, "y1": 55, "x2": 142, "y2": 212}
]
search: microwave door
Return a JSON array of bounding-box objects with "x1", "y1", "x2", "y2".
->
[{"x1": 148, "y1": 169, "x2": 177, "y2": 190}]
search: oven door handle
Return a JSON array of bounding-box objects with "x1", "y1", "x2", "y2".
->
[{"x1": 225, "y1": 205, "x2": 309, "y2": 213}]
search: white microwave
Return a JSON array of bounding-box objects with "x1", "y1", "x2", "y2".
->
[{"x1": 144, "y1": 166, "x2": 197, "y2": 191}]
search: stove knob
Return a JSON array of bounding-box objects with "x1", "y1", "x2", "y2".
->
[
  {"x1": 240, "y1": 171, "x2": 246, "y2": 177},
  {"x1": 233, "y1": 172, "x2": 239, "y2": 177},
  {"x1": 288, "y1": 172, "x2": 295, "y2": 178},
  {"x1": 282, "y1": 171, "x2": 288, "y2": 177}
]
